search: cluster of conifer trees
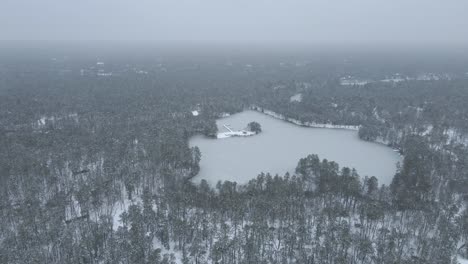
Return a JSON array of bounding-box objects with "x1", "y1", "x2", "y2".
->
[{"x1": 1, "y1": 53, "x2": 468, "y2": 263}]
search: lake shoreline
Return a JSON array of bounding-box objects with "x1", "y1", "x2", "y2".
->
[
  {"x1": 249, "y1": 105, "x2": 402, "y2": 155},
  {"x1": 217, "y1": 130, "x2": 256, "y2": 139},
  {"x1": 250, "y1": 105, "x2": 360, "y2": 131},
  {"x1": 191, "y1": 110, "x2": 401, "y2": 186}
]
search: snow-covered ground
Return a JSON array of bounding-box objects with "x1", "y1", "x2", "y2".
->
[
  {"x1": 340, "y1": 79, "x2": 370, "y2": 86},
  {"x1": 290, "y1": 93, "x2": 302, "y2": 102},
  {"x1": 445, "y1": 128, "x2": 468, "y2": 146},
  {"x1": 381, "y1": 77, "x2": 406, "y2": 83},
  {"x1": 459, "y1": 255, "x2": 468, "y2": 264},
  {"x1": 152, "y1": 240, "x2": 184, "y2": 264},
  {"x1": 373, "y1": 108, "x2": 386, "y2": 123},
  {"x1": 339, "y1": 72, "x2": 451, "y2": 87},
  {"x1": 34, "y1": 113, "x2": 79, "y2": 129},
  {"x1": 97, "y1": 72, "x2": 113, "y2": 77},
  {"x1": 218, "y1": 112, "x2": 231, "y2": 118},
  {"x1": 134, "y1": 69, "x2": 148, "y2": 75},
  {"x1": 112, "y1": 199, "x2": 131, "y2": 229}
]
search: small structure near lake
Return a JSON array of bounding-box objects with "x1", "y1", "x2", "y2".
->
[{"x1": 217, "y1": 124, "x2": 256, "y2": 139}]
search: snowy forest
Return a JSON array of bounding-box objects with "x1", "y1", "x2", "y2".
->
[{"x1": 1, "y1": 48, "x2": 468, "y2": 263}]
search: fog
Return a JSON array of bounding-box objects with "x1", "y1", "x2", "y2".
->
[{"x1": 1, "y1": 0, "x2": 468, "y2": 46}]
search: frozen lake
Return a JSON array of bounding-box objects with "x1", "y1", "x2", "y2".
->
[{"x1": 190, "y1": 110, "x2": 401, "y2": 186}]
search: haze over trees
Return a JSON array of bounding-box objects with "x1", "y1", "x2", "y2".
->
[
  {"x1": 2, "y1": 0, "x2": 468, "y2": 261},
  {"x1": 0, "y1": 48, "x2": 467, "y2": 263}
]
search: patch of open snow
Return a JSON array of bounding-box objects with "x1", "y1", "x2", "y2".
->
[
  {"x1": 272, "y1": 84, "x2": 286, "y2": 90},
  {"x1": 34, "y1": 113, "x2": 79, "y2": 129},
  {"x1": 135, "y1": 69, "x2": 148, "y2": 75},
  {"x1": 416, "y1": 73, "x2": 443, "y2": 81},
  {"x1": 340, "y1": 76, "x2": 372, "y2": 86},
  {"x1": 421, "y1": 125, "x2": 433, "y2": 136},
  {"x1": 415, "y1": 106, "x2": 424, "y2": 118},
  {"x1": 35, "y1": 116, "x2": 56, "y2": 128},
  {"x1": 152, "y1": 239, "x2": 183, "y2": 264},
  {"x1": 341, "y1": 80, "x2": 370, "y2": 86},
  {"x1": 65, "y1": 197, "x2": 81, "y2": 222},
  {"x1": 112, "y1": 201, "x2": 129, "y2": 229},
  {"x1": 39, "y1": 117, "x2": 46, "y2": 126},
  {"x1": 290, "y1": 93, "x2": 302, "y2": 103},
  {"x1": 381, "y1": 77, "x2": 406, "y2": 83},
  {"x1": 97, "y1": 72, "x2": 112, "y2": 77},
  {"x1": 111, "y1": 194, "x2": 143, "y2": 230},
  {"x1": 219, "y1": 112, "x2": 231, "y2": 118},
  {"x1": 458, "y1": 255, "x2": 468, "y2": 264},
  {"x1": 373, "y1": 108, "x2": 386, "y2": 123},
  {"x1": 445, "y1": 128, "x2": 468, "y2": 145}
]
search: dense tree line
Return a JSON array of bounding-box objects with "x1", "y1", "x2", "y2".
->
[{"x1": 1, "y1": 49, "x2": 468, "y2": 263}]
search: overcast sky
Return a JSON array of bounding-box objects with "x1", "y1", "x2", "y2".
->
[{"x1": 2, "y1": 0, "x2": 468, "y2": 46}]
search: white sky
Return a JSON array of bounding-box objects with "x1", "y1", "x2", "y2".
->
[{"x1": 1, "y1": 0, "x2": 468, "y2": 46}]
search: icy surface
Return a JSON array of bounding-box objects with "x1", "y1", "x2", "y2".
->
[{"x1": 190, "y1": 110, "x2": 400, "y2": 186}]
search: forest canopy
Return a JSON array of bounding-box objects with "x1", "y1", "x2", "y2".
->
[{"x1": 1, "y1": 49, "x2": 468, "y2": 263}]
